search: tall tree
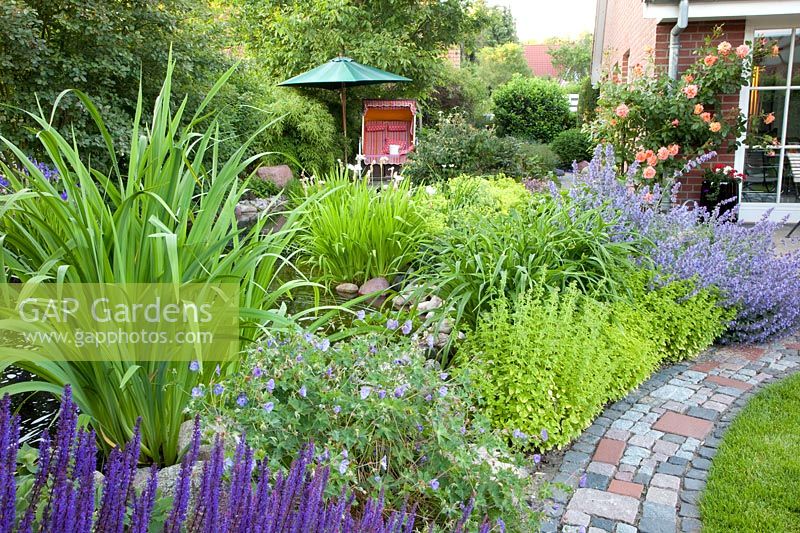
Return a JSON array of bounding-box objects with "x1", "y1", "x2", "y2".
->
[
  {"x1": 547, "y1": 33, "x2": 593, "y2": 82},
  {"x1": 0, "y1": 0, "x2": 229, "y2": 162},
  {"x1": 474, "y1": 43, "x2": 531, "y2": 92}
]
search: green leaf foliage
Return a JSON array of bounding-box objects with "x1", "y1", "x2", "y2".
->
[
  {"x1": 293, "y1": 169, "x2": 431, "y2": 285},
  {"x1": 0, "y1": 59, "x2": 315, "y2": 465},
  {"x1": 461, "y1": 277, "x2": 728, "y2": 449},
  {"x1": 493, "y1": 75, "x2": 572, "y2": 143},
  {"x1": 550, "y1": 128, "x2": 593, "y2": 169}
]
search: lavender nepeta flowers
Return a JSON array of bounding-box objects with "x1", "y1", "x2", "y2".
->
[
  {"x1": 236, "y1": 393, "x2": 248, "y2": 407},
  {"x1": 386, "y1": 318, "x2": 399, "y2": 331},
  {"x1": 429, "y1": 478, "x2": 440, "y2": 490},
  {"x1": 212, "y1": 383, "x2": 224, "y2": 395},
  {"x1": 189, "y1": 360, "x2": 200, "y2": 372},
  {"x1": 401, "y1": 320, "x2": 412, "y2": 335}
]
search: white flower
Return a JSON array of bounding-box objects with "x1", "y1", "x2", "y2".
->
[{"x1": 425, "y1": 185, "x2": 436, "y2": 195}]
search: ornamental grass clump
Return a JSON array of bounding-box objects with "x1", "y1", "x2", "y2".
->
[
  {"x1": 293, "y1": 168, "x2": 430, "y2": 285},
  {"x1": 569, "y1": 145, "x2": 800, "y2": 344},
  {"x1": 0, "y1": 58, "x2": 319, "y2": 465},
  {"x1": 1, "y1": 387, "x2": 500, "y2": 532}
]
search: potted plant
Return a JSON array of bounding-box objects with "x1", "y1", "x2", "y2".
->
[{"x1": 700, "y1": 163, "x2": 744, "y2": 216}]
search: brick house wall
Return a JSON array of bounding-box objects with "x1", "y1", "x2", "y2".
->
[{"x1": 596, "y1": 2, "x2": 747, "y2": 202}]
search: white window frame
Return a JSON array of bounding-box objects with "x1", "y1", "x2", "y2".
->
[{"x1": 737, "y1": 16, "x2": 800, "y2": 222}]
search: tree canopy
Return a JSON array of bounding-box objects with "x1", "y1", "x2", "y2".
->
[{"x1": 547, "y1": 33, "x2": 593, "y2": 82}]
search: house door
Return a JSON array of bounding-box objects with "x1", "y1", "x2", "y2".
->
[{"x1": 737, "y1": 27, "x2": 800, "y2": 223}]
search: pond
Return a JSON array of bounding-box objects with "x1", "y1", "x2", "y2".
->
[{"x1": 2, "y1": 367, "x2": 59, "y2": 445}]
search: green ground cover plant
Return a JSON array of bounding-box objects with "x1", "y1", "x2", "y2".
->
[
  {"x1": 193, "y1": 331, "x2": 535, "y2": 531},
  {"x1": 0, "y1": 61, "x2": 313, "y2": 465},
  {"x1": 294, "y1": 169, "x2": 430, "y2": 284},
  {"x1": 460, "y1": 278, "x2": 727, "y2": 449},
  {"x1": 701, "y1": 373, "x2": 800, "y2": 533}
]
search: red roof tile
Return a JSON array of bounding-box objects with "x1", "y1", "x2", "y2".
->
[{"x1": 523, "y1": 44, "x2": 558, "y2": 77}]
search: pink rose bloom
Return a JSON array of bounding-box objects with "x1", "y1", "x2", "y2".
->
[
  {"x1": 669, "y1": 144, "x2": 680, "y2": 156},
  {"x1": 647, "y1": 155, "x2": 658, "y2": 167},
  {"x1": 700, "y1": 112, "x2": 712, "y2": 123},
  {"x1": 615, "y1": 103, "x2": 630, "y2": 118},
  {"x1": 718, "y1": 41, "x2": 732, "y2": 56},
  {"x1": 764, "y1": 112, "x2": 775, "y2": 125},
  {"x1": 635, "y1": 151, "x2": 647, "y2": 163},
  {"x1": 643, "y1": 166, "x2": 657, "y2": 180},
  {"x1": 709, "y1": 121, "x2": 722, "y2": 133},
  {"x1": 683, "y1": 84, "x2": 699, "y2": 99},
  {"x1": 736, "y1": 44, "x2": 750, "y2": 59},
  {"x1": 671, "y1": 119, "x2": 680, "y2": 127},
  {"x1": 657, "y1": 147, "x2": 670, "y2": 160},
  {"x1": 704, "y1": 55, "x2": 718, "y2": 67}
]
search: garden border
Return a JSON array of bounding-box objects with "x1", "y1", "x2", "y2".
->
[{"x1": 537, "y1": 333, "x2": 800, "y2": 533}]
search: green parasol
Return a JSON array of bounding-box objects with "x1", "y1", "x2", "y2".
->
[{"x1": 278, "y1": 57, "x2": 412, "y2": 156}]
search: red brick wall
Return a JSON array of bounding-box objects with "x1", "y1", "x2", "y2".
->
[
  {"x1": 602, "y1": 0, "x2": 657, "y2": 72},
  {"x1": 600, "y1": 11, "x2": 747, "y2": 202}
]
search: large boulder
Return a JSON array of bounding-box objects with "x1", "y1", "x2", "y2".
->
[
  {"x1": 256, "y1": 165, "x2": 294, "y2": 189},
  {"x1": 358, "y1": 277, "x2": 390, "y2": 296}
]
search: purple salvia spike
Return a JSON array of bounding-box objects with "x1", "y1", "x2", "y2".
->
[
  {"x1": 130, "y1": 464, "x2": 158, "y2": 533},
  {"x1": 0, "y1": 396, "x2": 19, "y2": 533},
  {"x1": 43, "y1": 386, "x2": 79, "y2": 532},
  {"x1": 164, "y1": 419, "x2": 202, "y2": 533},
  {"x1": 73, "y1": 429, "x2": 97, "y2": 533},
  {"x1": 18, "y1": 429, "x2": 50, "y2": 533}
]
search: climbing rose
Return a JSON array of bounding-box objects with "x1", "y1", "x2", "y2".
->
[
  {"x1": 765, "y1": 112, "x2": 776, "y2": 125},
  {"x1": 657, "y1": 147, "x2": 670, "y2": 161},
  {"x1": 615, "y1": 103, "x2": 630, "y2": 118},
  {"x1": 701, "y1": 112, "x2": 712, "y2": 123},
  {"x1": 668, "y1": 144, "x2": 680, "y2": 156},
  {"x1": 635, "y1": 151, "x2": 647, "y2": 163},
  {"x1": 632, "y1": 64, "x2": 644, "y2": 76},
  {"x1": 736, "y1": 44, "x2": 750, "y2": 59},
  {"x1": 647, "y1": 155, "x2": 658, "y2": 167},
  {"x1": 683, "y1": 84, "x2": 699, "y2": 98},
  {"x1": 709, "y1": 121, "x2": 722, "y2": 132},
  {"x1": 683, "y1": 73, "x2": 694, "y2": 83},
  {"x1": 671, "y1": 119, "x2": 680, "y2": 127},
  {"x1": 704, "y1": 54, "x2": 718, "y2": 67},
  {"x1": 694, "y1": 103, "x2": 704, "y2": 114},
  {"x1": 643, "y1": 166, "x2": 657, "y2": 180},
  {"x1": 718, "y1": 41, "x2": 732, "y2": 55}
]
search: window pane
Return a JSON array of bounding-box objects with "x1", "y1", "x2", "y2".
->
[
  {"x1": 742, "y1": 148, "x2": 779, "y2": 202},
  {"x1": 752, "y1": 29, "x2": 792, "y2": 87},
  {"x1": 786, "y1": 90, "x2": 800, "y2": 143},
  {"x1": 781, "y1": 148, "x2": 800, "y2": 203},
  {"x1": 747, "y1": 89, "x2": 786, "y2": 139}
]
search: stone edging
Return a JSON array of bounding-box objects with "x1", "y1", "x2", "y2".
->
[{"x1": 537, "y1": 334, "x2": 800, "y2": 533}]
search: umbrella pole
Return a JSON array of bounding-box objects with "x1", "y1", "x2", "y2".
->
[{"x1": 341, "y1": 85, "x2": 348, "y2": 162}]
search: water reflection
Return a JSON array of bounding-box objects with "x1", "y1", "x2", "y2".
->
[{"x1": 2, "y1": 367, "x2": 59, "y2": 445}]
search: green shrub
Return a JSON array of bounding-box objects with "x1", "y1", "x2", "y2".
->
[
  {"x1": 217, "y1": 64, "x2": 339, "y2": 173},
  {"x1": 631, "y1": 277, "x2": 732, "y2": 362},
  {"x1": 461, "y1": 276, "x2": 730, "y2": 449},
  {"x1": 520, "y1": 143, "x2": 560, "y2": 175},
  {"x1": 492, "y1": 75, "x2": 572, "y2": 143},
  {"x1": 461, "y1": 285, "x2": 658, "y2": 449},
  {"x1": 576, "y1": 76, "x2": 599, "y2": 124},
  {"x1": 550, "y1": 128, "x2": 593, "y2": 168},
  {"x1": 414, "y1": 196, "x2": 641, "y2": 333},
  {"x1": 193, "y1": 332, "x2": 535, "y2": 530},
  {"x1": 294, "y1": 169, "x2": 430, "y2": 284},
  {"x1": 404, "y1": 113, "x2": 549, "y2": 182}
]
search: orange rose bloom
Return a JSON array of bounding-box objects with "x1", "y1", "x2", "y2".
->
[
  {"x1": 668, "y1": 144, "x2": 680, "y2": 156},
  {"x1": 635, "y1": 151, "x2": 647, "y2": 163},
  {"x1": 683, "y1": 74, "x2": 694, "y2": 83},
  {"x1": 764, "y1": 112, "x2": 776, "y2": 125},
  {"x1": 704, "y1": 55, "x2": 718, "y2": 67},
  {"x1": 718, "y1": 41, "x2": 732, "y2": 56},
  {"x1": 772, "y1": 44, "x2": 781, "y2": 57},
  {"x1": 643, "y1": 166, "x2": 657, "y2": 180},
  {"x1": 700, "y1": 112, "x2": 712, "y2": 122},
  {"x1": 709, "y1": 121, "x2": 722, "y2": 133},
  {"x1": 647, "y1": 155, "x2": 658, "y2": 166},
  {"x1": 657, "y1": 147, "x2": 670, "y2": 160},
  {"x1": 633, "y1": 64, "x2": 644, "y2": 76},
  {"x1": 683, "y1": 84, "x2": 699, "y2": 99},
  {"x1": 694, "y1": 104, "x2": 704, "y2": 114},
  {"x1": 610, "y1": 118, "x2": 618, "y2": 126}
]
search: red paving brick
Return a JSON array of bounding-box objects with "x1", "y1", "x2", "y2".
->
[
  {"x1": 690, "y1": 362, "x2": 719, "y2": 373},
  {"x1": 608, "y1": 479, "x2": 644, "y2": 499},
  {"x1": 593, "y1": 438, "x2": 626, "y2": 465},
  {"x1": 705, "y1": 375, "x2": 753, "y2": 390},
  {"x1": 652, "y1": 412, "x2": 714, "y2": 439}
]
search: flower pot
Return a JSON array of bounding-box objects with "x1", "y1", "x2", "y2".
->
[{"x1": 699, "y1": 179, "x2": 738, "y2": 218}]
